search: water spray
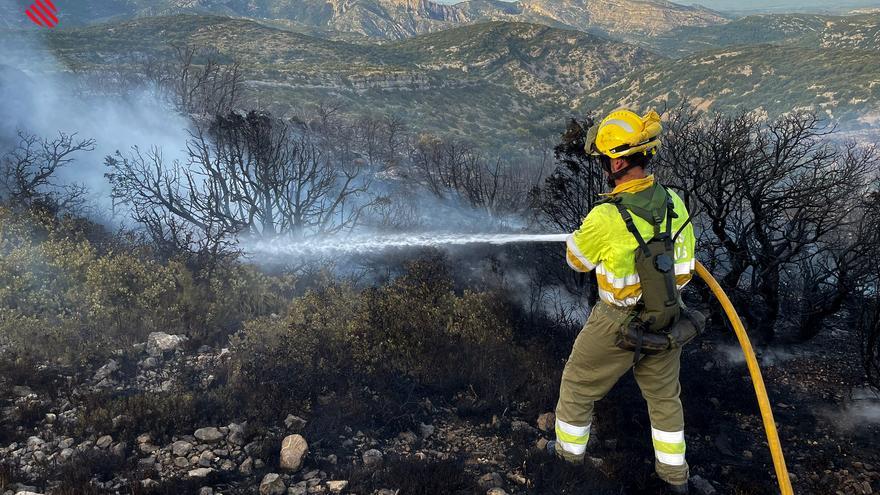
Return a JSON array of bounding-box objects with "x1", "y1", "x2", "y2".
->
[{"x1": 244, "y1": 233, "x2": 569, "y2": 257}]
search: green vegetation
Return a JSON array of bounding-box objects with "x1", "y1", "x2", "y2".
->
[
  {"x1": 645, "y1": 12, "x2": 880, "y2": 56},
  {"x1": 578, "y1": 43, "x2": 880, "y2": 127},
  {"x1": 0, "y1": 207, "x2": 293, "y2": 369}
]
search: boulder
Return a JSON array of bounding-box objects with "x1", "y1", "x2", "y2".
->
[
  {"x1": 362, "y1": 449, "x2": 383, "y2": 470},
  {"x1": 93, "y1": 360, "x2": 119, "y2": 382},
  {"x1": 194, "y1": 427, "x2": 224, "y2": 443},
  {"x1": 172, "y1": 440, "x2": 193, "y2": 456},
  {"x1": 259, "y1": 473, "x2": 286, "y2": 495},
  {"x1": 397, "y1": 431, "x2": 418, "y2": 444},
  {"x1": 199, "y1": 450, "x2": 216, "y2": 467},
  {"x1": 280, "y1": 434, "x2": 308, "y2": 472},
  {"x1": 95, "y1": 435, "x2": 113, "y2": 449},
  {"x1": 418, "y1": 423, "x2": 435, "y2": 438},
  {"x1": 147, "y1": 332, "x2": 187, "y2": 355},
  {"x1": 536, "y1": 412, "x2": 555, "y2": 432},
  {"x1": 227, "y1": 422, "x2": 248, "y2": 446},
  {"x1": 239, "y1": 457, "x2": 254, "y2": 475},
  {"x1": 327, "y1": 480, "x2": 348, "y2": 493},
  {"x1": 188, "y1": 467, "x2": 214, "y2": 478},
  {"x1": 284, "y1": 414, "x2": 307, "y2": 431}
]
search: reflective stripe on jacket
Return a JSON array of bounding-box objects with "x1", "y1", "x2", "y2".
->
[{"x1": 565, "y1": 175, "x2": 696, "y2": 308}]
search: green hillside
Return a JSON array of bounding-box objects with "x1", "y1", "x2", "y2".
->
[
  {"x1": 577, "y1": 43, "x2": 880, "y2": 128},
  {"x1": 8, "y1": 15, "x2": 659, "y2": 152},
  {"x1": 646, "y1": 13, "x2": 880, "y2": 56}
]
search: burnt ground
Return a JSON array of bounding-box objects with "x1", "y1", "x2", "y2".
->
[{"x1": 1, "y1": 320, "x2": 879, "y2": 495}]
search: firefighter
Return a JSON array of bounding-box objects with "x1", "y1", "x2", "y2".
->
[{"x1": 549, "y1": 109, "x2": 698, "y2": 494}]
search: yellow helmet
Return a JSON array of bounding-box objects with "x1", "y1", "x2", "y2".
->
[{"x1": 589, "y1": 109, "x2": 662, "y2": 159}]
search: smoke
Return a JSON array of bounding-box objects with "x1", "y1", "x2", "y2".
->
[
  {"x1": 821, "y1": 387, "x2": 880, "y2": 432},
  {"x1": 0, "y1": 15, "x2": 191, "y2": 216},
  {"x1": 714, "y1": 344, "x2": 806, "y2": 367}
]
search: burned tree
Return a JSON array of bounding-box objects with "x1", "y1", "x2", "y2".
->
[
  {"x1": 105, "y1": 111, "x2": 375, "y2": 254},
  {"x1": 858, "y1": 187, "x2": 880, "y2": 388},
  {"x1": 659, "y1": 107, "x2": 873, "y2": 339},
  {"x1": 0, "y1": 130, "x2": 95, "y2": 212},
  {"x1": 533, "y1": 117, "x2": 606, "y2": 232},
  {"x1": 410, "y1": 133, "x2": 541, "y2": 218},
  {"x1": 529, "y1": 117, "x2": 607, "y2": 310}
]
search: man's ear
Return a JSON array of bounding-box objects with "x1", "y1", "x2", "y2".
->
[{"x1": 610, "y1": 157, "x2": 626, "y2": 174}]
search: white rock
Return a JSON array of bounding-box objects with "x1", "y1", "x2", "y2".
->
[
  {"x1": 418, "y1": 423, "x2": 435, "y2": 438},
  {"x1": 147, "y1": 332, "x2": 187, "y2": 355},
  {"x1": 227, "y1": 422, "x2": 248, "y2": 446},
  {"x1": 239, "y1": 457, "x2": 254, "y2": 475},
  {"x1": 96, "y1": 435, "x2": 113, "y2": 449},
  {"x1": 327, "y1": 480, "x2": 348, "y2": 493},
  {"x1": 284, "y1": 415, "x2": 307, "y2": 431},
  {"x1": 194, "y1": 427, "x2": 224, "y2": 443},
  {"x1": 259, "y1": 473, "x2": 286, "y2": 495},
  {"x1": 536, "y1": 412, "x2": 555, "y2": 432},
  {"x1": 188, "y1": 467, "x2": 214, "y2": 478},
  {"x1": 172, "y1": 440, "x2": 193, "y2": 456},
  {"x1": 362, "y1": 449, "x2": 383, "y2": 470},
  {"x1": 199, "y1": 450, "x2": 216, "y2": 467},
  {"x1": 280, "y1": 434, "x2": 308, "y2": 472},
  {"x1": 93, "y1": 360, "x2": 119, "y2": 381}
]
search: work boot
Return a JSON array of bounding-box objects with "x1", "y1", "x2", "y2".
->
[{"x1": 662, "y1": 482, "x2": 689, "y2": 494}]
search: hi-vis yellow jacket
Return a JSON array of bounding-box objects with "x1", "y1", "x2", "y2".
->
[{"x1": 566, "y1": 175, "x2": 696, "y2": 308}]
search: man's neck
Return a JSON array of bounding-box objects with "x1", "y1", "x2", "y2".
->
[{"x1": 614, "y1": 170, "x2": 648, "y2": 187}]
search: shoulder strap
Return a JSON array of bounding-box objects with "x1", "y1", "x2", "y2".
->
[
  {"x1": 662, "y1": 186, "x2": 675, "y2": 246},
  {"x1": 614, "y1": 202, "x2": 650, "y2": 255}
]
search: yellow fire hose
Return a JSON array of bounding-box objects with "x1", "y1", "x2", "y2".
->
[{"x1": 695, "y1": 261, "x2": 794, "y2": 495}]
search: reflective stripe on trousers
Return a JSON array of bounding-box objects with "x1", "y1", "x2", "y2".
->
[
  {"x1": 555, "y1": 418, "x2": 590, "y2": 456},
  {"x1": 652, "y1": 427, "x2": 686, "y2": 466}
]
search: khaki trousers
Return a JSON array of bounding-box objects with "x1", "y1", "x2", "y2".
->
[{"x1": 554, "y1": 302, "x2": 689, "y2": 485}]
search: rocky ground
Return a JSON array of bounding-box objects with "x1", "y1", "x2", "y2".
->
[{"x1": 1, "y1": 327, "x2": 879, "y2": 495}]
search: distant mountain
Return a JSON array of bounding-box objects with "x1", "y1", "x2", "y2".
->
[
  {"x1": 0, "y1": 0, "x2": 727, "y2": 40},
  {"x1": 576, "y1": 42, "x2": 880, "y2": 131},
  {"x1": 645, "y1": 12, "x2": 880, "y2": 56},
  {"x1": 16, "y1": 15, "x2": 659, "y2": 151}
]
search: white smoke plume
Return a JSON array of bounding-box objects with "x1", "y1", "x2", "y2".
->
[{"x1": 0, "y1": 11, "x2": 191, "y2": 216}]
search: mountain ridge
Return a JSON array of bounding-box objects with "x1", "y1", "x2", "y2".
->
[{"x1": 0, "y1": 0, "x2": 727, "y2": 41}]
